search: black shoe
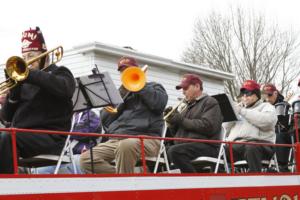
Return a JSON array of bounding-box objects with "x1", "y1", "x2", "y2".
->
[{"x1": 279, "y1": 166, "x2": 289, "y2": 172}]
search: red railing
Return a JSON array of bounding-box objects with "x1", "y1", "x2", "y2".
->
[{"x1": 0, "y1": 119, "x2": 299, "y2": 175}]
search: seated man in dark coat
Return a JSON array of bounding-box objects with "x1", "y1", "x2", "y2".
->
[
  {"x1": 0, "y1": 27, "x2": 75, "y2": 174},
  {"x1": 166, "y1": 74, "x2": 223, "y2": 173},
  {"x1": 80, "y1": 56, "x2": 168, "y2": 174}
]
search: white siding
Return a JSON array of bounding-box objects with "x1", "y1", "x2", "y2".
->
[
  {"x1": 0, "y1": 42, "x2": 233, "y2": 108},
  {"x1": 60, "y1": 49, "x2": 227, "y2": 107}
]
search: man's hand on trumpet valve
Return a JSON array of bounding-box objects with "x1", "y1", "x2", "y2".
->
[
  {"x1": 233, "y1": 102, "x2": 243, "y2": 114},
  {"x1": 165, "y1": 109, "x2": 182, "y2": 124},
  {"x1": 163, "y1": 106, "x2": 173, "y2": 116}
]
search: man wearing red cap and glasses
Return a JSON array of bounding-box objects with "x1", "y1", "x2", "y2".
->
[
  {"x1": 166, "y1": 74, "x2": 223, "y2": 173},
  {"x1": 262, "y1": 83, "x2": 291, "y2": 171},
  {"x1": 0, "y1": 27, "x2": 75, "y2": 174},
  {"x1": 80, "y1": 56, "x2": 168, "y2": 174},
  {"x1": 226, "y1": 80, "x2": 277, "y2": 172}
]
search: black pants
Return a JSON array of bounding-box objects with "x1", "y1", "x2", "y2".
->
[
  {"x1": 227, "y1": 141, "x2": 273, "y2": 172},
  {"x1": 167, "y1": 142, "x2": 219, "y2": 173},
  {"x1": 0, "y1": 131, "x2": 65, "y2": 174},
  {"x1": 275, "y1": 131, "x2": 292, "y2": 168}
]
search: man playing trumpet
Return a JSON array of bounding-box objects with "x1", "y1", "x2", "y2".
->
[
  {"x1": 226, "y1": 80, "x2": 277, "y2": 172},
  {"x1": 166, "y1": 74, "x2": 223, "y2": 173},
  {"x1": 0, "y1": 27, "x2": 75, "y2": 174}
]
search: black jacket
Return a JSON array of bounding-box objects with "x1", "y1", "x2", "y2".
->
[
  {"x1": 101, "y1": 82, "x2": 168, "y2": 136},
  {"x1": 169, "y1": 94, "x2": 223, "y2": 144},
  {"x1": 1, "y1": 64, "x2": 75, "y2": 132},
  {"x1": 273, "y1": 93, "x2": 290, "y2": 133}
]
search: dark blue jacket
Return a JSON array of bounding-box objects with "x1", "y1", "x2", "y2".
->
[{"x1": 101, "y1": 82, "x2": 168, "y2": 136}]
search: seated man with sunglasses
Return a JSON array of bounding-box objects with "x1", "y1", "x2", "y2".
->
[
  {"x1": 225, "y1": 80, "x2": 277, "y2": 172},
  {"x1": 262, "y1": 83, "x2": 291, "y2": 171}
]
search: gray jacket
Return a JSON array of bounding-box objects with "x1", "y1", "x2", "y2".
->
[
  {"x1": 101, "y1": 82, "x2": 168, "y2": 136},
  {"x1": 226, "y1": 100, "x2": 277, "y2": 143}
]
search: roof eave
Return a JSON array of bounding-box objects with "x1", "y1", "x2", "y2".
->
[{"x1": 70, "y1": 42, "x2": 234, "y2": 81}]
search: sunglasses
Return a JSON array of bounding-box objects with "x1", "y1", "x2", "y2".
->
[
  {"x1": 240, "y1": 90, "x2": 254, "y2": 97},
  {"x1": 265, "y1": 93, "x2": 273, "y2": 97}
]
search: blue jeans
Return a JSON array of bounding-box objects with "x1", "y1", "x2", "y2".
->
[{"x1": 35, "y1": 154, "x2": 83, "y2": 174}]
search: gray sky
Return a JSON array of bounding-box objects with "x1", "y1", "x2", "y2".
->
[{"x1": 1, "y1": 0, "x2": 300, "y2": 86}]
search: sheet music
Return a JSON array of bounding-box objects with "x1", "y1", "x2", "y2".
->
[
  {"x1": 212, "y1": 93, "x2": 239, "y2": 122},
  {"x1": 72, "y1": 72, "x2": 123, "y2": 112}
]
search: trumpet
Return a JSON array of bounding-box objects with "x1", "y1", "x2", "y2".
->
[
  {"x1": 0, "y1": 46, "x2": 63, "y2": 95},
  {"x1": 164, "y1": 98, "x2": 187, "y2": 121},
  {"x1": 104, "y1": 65, "x2": 148, "y2": 113}
]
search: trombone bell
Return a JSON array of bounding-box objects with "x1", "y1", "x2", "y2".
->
[
  {"x1": 121, "y1": 66, "x2": 146, "y2": 92},
  {"x1": 6, "y1": 56, "x2": 29, "y2": 82}
]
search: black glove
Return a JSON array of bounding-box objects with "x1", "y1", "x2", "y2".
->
[
  {"x1": 9, "y1": 83, "x2": 22, "y2": 101},
  {"x1": 166, "y1": 110, "x2": 182, "y2": 125}
]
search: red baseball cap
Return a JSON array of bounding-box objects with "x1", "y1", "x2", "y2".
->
[
  {"x1": 176, "y1": 74, "x2": 202, "y2": 90},
  {"x1": 262, "y1": 83, "x2": 277, "y2": 94},
  {"x1": 240, "y1": 80, "x2": 260, "y2": 92},
  {"x1": 117, "y1": 56, "x2": 139, "y2": 71},
  {"x1": 21, "y1": 27, "x2": 47, "y2": 53}
]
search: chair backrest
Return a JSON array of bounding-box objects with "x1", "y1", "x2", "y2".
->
[
  {"x1": 218, "y1": 125, "x2": 227, "y2": 142},
  {"x1": 161, "y1": 121, "x2": 168, "y2": 138}
]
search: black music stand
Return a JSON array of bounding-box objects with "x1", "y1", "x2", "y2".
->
[{"x1": 72, "y1": 68, "x2": 123, "y2": 173}]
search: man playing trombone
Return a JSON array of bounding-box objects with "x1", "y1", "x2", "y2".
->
[
  {"x1": 166, "y1": 74, "x2": 223, "y2": 173},
  {"x1": 0, "y1": 27, "x2": 75, "y2": 174},
  {"x1": 80, "y1": 56, "x2": 168, "y2": 174}
]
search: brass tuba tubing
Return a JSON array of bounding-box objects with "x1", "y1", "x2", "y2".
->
[{"x1": 0, "y1": 46, "x2": 63, "y2": 95}]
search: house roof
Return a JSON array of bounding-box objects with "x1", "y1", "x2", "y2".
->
[{"x1": 66, "y1": 42, "x2": 235, "y2": 81}]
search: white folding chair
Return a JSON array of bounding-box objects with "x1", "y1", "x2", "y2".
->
[
  {"x1": 19, "y1": 113, "x2": 83, "y2": 174},
  {"x1": 191, "y1": 125, "x2": 230, "y2": 173},
  {"x1": 145, "y1": 121, "x2": 170, "y2": 173},
  {"x1": 233, "y1": 150, "x2": 280, "y2": 173}
]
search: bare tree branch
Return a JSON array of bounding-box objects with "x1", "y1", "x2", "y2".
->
[{"x1": 182, "y1": 7, "x2": 300, "y2": 99}]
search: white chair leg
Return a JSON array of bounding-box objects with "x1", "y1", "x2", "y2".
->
[
  {"x1": 54, "y1": 135, "x2": 71, "y2": 174},
  {"x1": 273, "y1": 154, "x2": 279, "y2": 172},
  {"x1": 163, "y1": 147, "x2": 170, "y2": 173},
  {"x1": 153, "y1": 141, "x2": 164, "y2": 174},
  {"x1": 214, "y1": 143, "x2": 225, "y2": 173},
  {"x1": 68, "y1": 142, "x2": 77, "y2": 174}
]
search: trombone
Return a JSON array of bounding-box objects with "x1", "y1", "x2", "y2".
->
[
  {"x1": 0, "y1": 46, "x2": 63, "y2": 95},
  {"x1": 104, "y1": 65, "x2": 148, "y2": 113}
]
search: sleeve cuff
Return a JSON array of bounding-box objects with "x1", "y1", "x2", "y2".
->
[{"x1": 8, "y1": 98, "x2": 19, "y2": 104}]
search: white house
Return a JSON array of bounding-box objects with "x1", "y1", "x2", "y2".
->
[
  {"x1": 59, "y1": 42, "x2": 234, "y2": 106},
  {"x1": 0, "y1": 42, "x2": 234, "y2": 106}
]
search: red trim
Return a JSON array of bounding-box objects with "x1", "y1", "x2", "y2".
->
[
  {"x1": 295, "y1": 114, "x2": 299, "y2": 143},
  {"x1": 1, "y1": 172, "x2": 299, "y2": 179},
  {"x1": 0, "y1": 185, "x2": 299, "y2": 200},
  {"x1": 140, "y1": 138, "x2": 147, "y2": 174},
  {"x1": 0, "y1": 127, "x2": 298, "y2": 176},
  {"x1": 296, "y1": 143, "x2": 300, "y2": 173},
  {"x1": 10, "y1": 129, "x2": 18, "y2": 175},
  {"x1": 229, "y1": 143, "x2": 234, "y2": 174},
  {"x1": 0, "y1": 127, "x2": 292, "y2": 147}
]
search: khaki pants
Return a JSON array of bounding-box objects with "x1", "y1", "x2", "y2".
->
[{"x1": 80, "y1": 138, "x2": 160, "y2": 174}]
